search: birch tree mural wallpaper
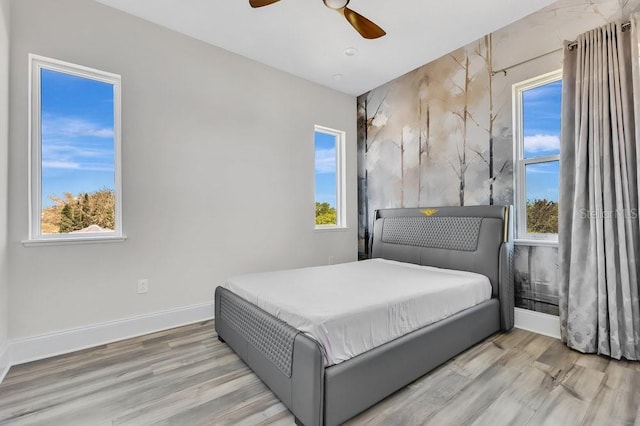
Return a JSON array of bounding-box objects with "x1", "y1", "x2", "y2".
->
[
  {"x1": 357, "y1": 35, "x2": 511, "y2": 253},
  {"x1": 357, "y1": 0, "x2": 640, "y2": 314}
]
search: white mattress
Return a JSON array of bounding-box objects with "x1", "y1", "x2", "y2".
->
[{"x1": 222, "y1": 258, "x2": 492, "y2": 366}]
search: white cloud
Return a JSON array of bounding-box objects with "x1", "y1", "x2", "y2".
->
[
  {"x1": 42, "y1": 160, "x2": 113, "y2": 172},
  {"x1": 42, "y1": 142, "x2": 112, "y2": 159},
  {"x1": 524, "y1": 134, "x2": 560, "y2": 153},
  {"x1": 42, "y1": 160, "x2": 81, "y2": 170},
  {"x1": 42, "y1": 115, "x2": 114, "y2": 139},
  {"x1": 40, "y1": 117, "x2": 115, "y2": 172},
  {"x1": 42, "y1": 141, "x2": 113, "y2": 171},
  {"x1": 315, "y1": 148, "x2": 336, "y2": 174},
  {"x1": 526, "y1": 164, "x2": 557, "y2": 174},
  {"x1": 82, "y1": 164, "x2": 114, "y2": 172},
  {"x1": 85, "y1": 128, "x2": 114, "y2": 138}
]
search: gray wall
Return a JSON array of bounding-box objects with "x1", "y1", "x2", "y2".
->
[
  {"x1": 0, "y1": 0, "x2": 9, "y2": 369},
  {"x1": 8, "y1": 0, "x2": 357, "y2": 339}
]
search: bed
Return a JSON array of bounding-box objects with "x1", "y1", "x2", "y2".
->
[{"x1": 214, "y1": 205, "x2": 513, "y2": 425}]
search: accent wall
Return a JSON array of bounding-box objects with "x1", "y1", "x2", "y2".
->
[{"x1": 357, "y1": 0, "x2": 639, "y2": 315}]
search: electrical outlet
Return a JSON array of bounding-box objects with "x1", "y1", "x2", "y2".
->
[{"x1": 137, "y1": 279, "x2": 149, "y2": 294}]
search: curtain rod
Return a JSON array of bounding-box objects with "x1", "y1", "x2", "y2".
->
[
  {"x1": 492, "y1": 20, "x2": 632, "y2": 76},
  {"x1": 567, "y1": 20, "x2": 631, "y2": 50},
  {"x1": 491, "y1": 48, "x2": 561, "y2": 76}
]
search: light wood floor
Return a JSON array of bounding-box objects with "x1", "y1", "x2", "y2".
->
[{"x1": 1, "y1": 321, "x2": 639, "y2": 425}]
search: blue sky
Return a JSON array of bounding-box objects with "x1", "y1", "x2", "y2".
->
[
  {"x1": 314, "y1": 131, "x2": 337, "y2": 207},
  {"x1": 41, "y1": 69, "x2": 115, "y2": 207},
  {"x1": 522, "y1": 79, "x2": 561, "y2": 202}
]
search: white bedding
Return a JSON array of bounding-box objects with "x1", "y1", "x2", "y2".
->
[{"x1": 222, "y1": 258, "x2": 492, "y2": 365}]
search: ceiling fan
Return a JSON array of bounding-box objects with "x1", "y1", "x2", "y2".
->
[{"x1": 249, "y1": 0, "x2": 386, "y2": 40}]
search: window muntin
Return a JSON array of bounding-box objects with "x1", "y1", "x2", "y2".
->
[
  {"x1": 314, "y1": 125, "x2": 345, "y2": 229},
  {"x1": 29, "y1": 55, "x2": 122, "y2": 242},
  {"x1": 514, "y1": 71, "x2": 561, "y2": 241}
]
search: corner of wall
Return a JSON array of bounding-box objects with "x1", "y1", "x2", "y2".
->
[
  {"x1": 0, "y1": 345, "x2": 9, "y2": 383},
  {"x1": 0, "y1": 0, "x2": 11, "y2": 384}
]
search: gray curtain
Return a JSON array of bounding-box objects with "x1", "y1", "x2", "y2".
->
[{"x1": 559, "y1": 15, "x2": 640, "y2": 360}]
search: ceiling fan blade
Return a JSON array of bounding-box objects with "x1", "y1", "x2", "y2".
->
[
  {"x1": 249, "y1": 0, "x2": 280, "y2": 8},
  {"x1": 342, "y1": 7, "x2": 386, "y2": 39}
]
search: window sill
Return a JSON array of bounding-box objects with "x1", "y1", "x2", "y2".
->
[
  {"x1": 514, "y1": 239, "x2": 558, "y2": 248},
  {"x1": 314, "y1": 226, "x2": 349, "y2": 233},
  {"x1": 22, "y1": 235, "x2": 127, "y2": 247}
]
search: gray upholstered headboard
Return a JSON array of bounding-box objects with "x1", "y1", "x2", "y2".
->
[{"x1": 371, "y1": 205, "x2": 514, "y2": 330}]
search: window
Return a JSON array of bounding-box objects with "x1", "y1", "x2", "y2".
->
[
  {"x1": 314, "y1": 125, "x2": 345, "y2": 229},
  {"x1": 28, "y1": 54, "x2": 123, "y2": 243},
  {"x1": 513, "y1": 70, "x2": 561, "y2": 242}
]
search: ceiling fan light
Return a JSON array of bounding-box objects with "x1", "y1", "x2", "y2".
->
[{"x1": 323, "y1": 0, "x2": 349, "y2": 10}]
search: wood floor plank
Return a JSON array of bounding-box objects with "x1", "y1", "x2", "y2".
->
[
  {"x1": 450, "y1": 339, "x2": 507, "y2": 379},
  {"x1": 470, "y1": 363, "x2": 554, "y2": 426},
  {"x1": 204, "y1": 392, "x2": 289, "y2": 425},
  {"x1": 231, "y1": 401, "x2": 291, "y2": 426},
  {"x1": 491, "y1": 328, "x2": 538, "y2": 351},
  {"x1": 536, "y1": 338, "x2": 580, "y2": 369},
  {"x1": 2, "y1": 321, "x2": 212, "y2": 387},
  {"x1": 574, "y1": 352, "x2": 610, "y2": 373},
  {"x1": 519, "y1": 332, "x2": 556, "y2": 358},
  {"x1": 0, "y1": 320, "x2": 638, "y2": 425},
  {"x1": 0, "y1": 350, "x2": 245, "y2": 424},
  {"x1": 581, "y1": 361, "x2": 640, "y2": 426},
  {"x1": 0, "y1": 340, "x2": 225, "y2": 414},
  {"x1": 154, "y1": 379, "x2": 277, "y2": 426},
  {"x1": 113, "y1": 373, "x2": 261, "y2": 425},
  {"x1": 345, "y1": 364, "x2": 469, "y2": 425},
  {"x1": 423, "y1": 363, "x2": 522, "y2": 425},
  {"x1": 525, "y1": 364, "x2": 606, "y2": 426}
]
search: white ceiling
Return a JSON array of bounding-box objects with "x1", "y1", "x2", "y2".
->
[{"x1": 96, "y1": 0, "x2": 558, "y2": 96}]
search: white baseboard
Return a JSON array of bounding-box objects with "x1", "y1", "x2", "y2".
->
[
  {"x1": 7, "y1": 302, "x2": 214, "y2": 369},
  {"x1": 514, "y1": 307, "x2": 561, "y2": 339}
]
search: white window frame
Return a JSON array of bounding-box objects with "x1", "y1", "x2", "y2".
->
[
  {"x1": 314, "y1": 125, "x2": 346, "y2": 230},
  {"x1": 26, "y1": 54, "x2": 124, "y2": 245},
  {"x1": 513, "y1": 69, "x2": 561, "y2": 245}
]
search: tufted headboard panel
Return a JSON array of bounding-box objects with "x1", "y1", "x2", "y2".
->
[{"x1": 371, "y1": 205, "x2": 514, "y2": 330}]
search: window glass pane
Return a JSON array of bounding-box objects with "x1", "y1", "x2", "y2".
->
[
  {"x1": 522, "y1": 79, "x2": 562, "y2": 158},
  {"x1": 315, "y1": 130, "x2": 337, "y2": 226},
  {"x1": 525, "y1": 161, "x2": 559, "y2": 234},
  {"x1": 40, "y1": 68, "x2": 116, "y2": 234}
]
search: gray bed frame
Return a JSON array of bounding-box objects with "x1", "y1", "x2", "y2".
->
[{"x1": 214, "y1": 205, "x2": 514, "y2": 425}]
